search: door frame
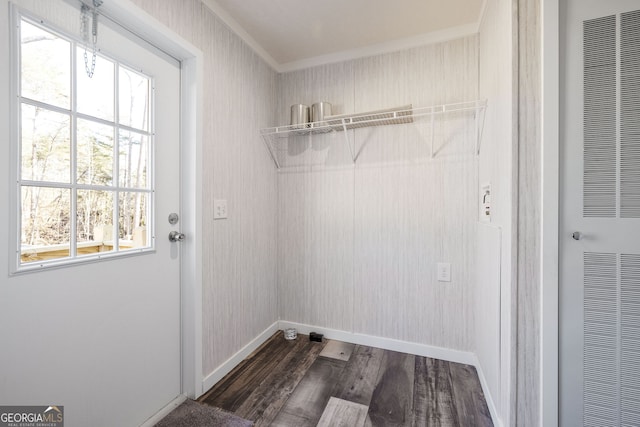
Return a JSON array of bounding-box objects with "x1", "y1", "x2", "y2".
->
[
  {"x1": 94, "y1": 0, "x2": 204, "y2": 399},
  {"x1": 541, "y1": 0, "x2": 560, "y2": 425}
]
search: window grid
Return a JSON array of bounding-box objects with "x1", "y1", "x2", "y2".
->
[{"x1": 15, "y1": 14, "x2": 154, "y2": 271}]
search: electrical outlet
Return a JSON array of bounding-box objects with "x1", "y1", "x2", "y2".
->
[
  {"x1": 437, "y1": 262, "x2": 451, "y2": 282},
  {"x1": 214, "y1": 199, "x2": 227, "y2": 219}
]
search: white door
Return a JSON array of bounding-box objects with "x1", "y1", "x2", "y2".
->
[
  {"x1": 560, "y1": 1, "x2": 640, "y2": 425},
  {"x1": 0, "y1": 2, "x2": 182, "y2": 426}
]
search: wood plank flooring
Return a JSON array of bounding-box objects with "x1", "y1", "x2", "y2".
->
[
  {"x1": 317, "y1": 398, "x2": 369, "y2": 427},
  {"x1": 199, "y1": 332, "x2": 493, "y2": 427}
]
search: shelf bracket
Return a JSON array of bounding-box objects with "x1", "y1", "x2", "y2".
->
[
  {"x1": 341, "y1": 118, "x2": 355, "y2": 162},
  {"x1": 430, "y1": 109, "x2": 435, "y2": 159},
  {"x1": 475, "y1": 100, "x2": 486, "y2": 155}
]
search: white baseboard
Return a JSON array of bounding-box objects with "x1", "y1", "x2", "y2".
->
[
  {"x1": 472, "y1": 355, "x2": 502, "y2": 427},
  {"x1": 138, "y1": 394, "x2": 187, "y2": 427},
  {"x1": 201, "y1": 321, "x2": 279, "y2": 393},
  {"x1": 278, "y1": 320, "x2": 477, "y2": 365}
]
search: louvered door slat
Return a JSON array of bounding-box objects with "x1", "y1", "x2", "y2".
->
[
  {"x1": 584, "y1": 16, "x2": 617, "y2": 218},
  {"x1": 621, "y1": 254, "x2": 640, "y2": 424},
  {"x1": 622, "y1": 10, "x2": 640, "y2": 218},
  {"x1": 584, "y1": 252, "x2": 619, "y2": 425}
]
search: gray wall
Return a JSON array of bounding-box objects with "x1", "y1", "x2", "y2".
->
[
  {"x1": 517, "y1": 0, "x2": 542, "y2": 425},
  {"x1": 477, "y1": 0, "x2": 517, "y2": 424},
  {"x1": 277, "y1": 37, "x2": 480, "y2": 352}
]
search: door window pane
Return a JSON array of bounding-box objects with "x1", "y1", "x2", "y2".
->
[
  {"x1": 77, "y1": 48, "x2": 114, "y2": 121},
  {"x1": 119, "y1": 67, "x2": 149, "y2": 131},
  {"x1": 119, "y1": 130, "x2": 148, "y2": 189},
  {"x1": 119, "y1": 192, "x2": 148, "y2": 248},
  {"x1": 21, "y1": 187, "x2": 71, "y2": 263},
  {"x1": 77, "y1": 119, "x2": 114, "y2": 186},
  {"x1": 21, "y1": 104, "x2": 70, "y2": 183},
  {"x1": 20, "y1": 20, "x2": 70, "y2": 109},
  {"x1": 77, "y1": 190, "x2": 114, "y2": 255}
]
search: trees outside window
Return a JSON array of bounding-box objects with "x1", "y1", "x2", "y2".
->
[{"x1": 18, "y1": 18, "x2": 153, "y2": 265}]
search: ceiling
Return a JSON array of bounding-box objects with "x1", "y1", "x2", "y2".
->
[{"x1": 203, "y1": 0, "x2": 486, "y2": 72}]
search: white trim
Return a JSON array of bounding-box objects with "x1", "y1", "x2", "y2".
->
[
  {"x1": 201, "y1": 322, "x2": 280, "y2": 393},
  {"x1": 138, "y1": 394, "x2": 187, "y2": 427},
  {"x1": 278, "y1": 24, "x2": 480, "y2": 73},
  {"x1": 278, "y1": 321, "x2": 477, "y2": 366},
  {"x1": 91, "y1": 0, "x2": 205, "y2": 401},
  {"x1": 8, "y1": 3, "x2": 20, "y2": 276},
  {"x1": 96, "y1": 0, "x2": 200, "y2": 62},
  {"x1": 541, "y1": 0, "x2": 559, "y2": 426},
  {"x1": 473, "y1": 354, "x2": 504, "y2": 427},
  {"x1": 199, "y1": 0, "x2": 279, "y2": 71},
  {"x1": 180, "y1": 54, "x2": 204, "y2": 399}
]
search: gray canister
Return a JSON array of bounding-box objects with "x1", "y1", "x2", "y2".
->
[
  {"x1": 290, "y1": 104, "x2": 309, "y2": 128},
  {"x1": 311, "y1": 102, "x2": 332, "y2": 122}
]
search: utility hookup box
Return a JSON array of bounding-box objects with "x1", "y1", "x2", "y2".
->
[{"x1": 309, "y1": 332, "x2": 324, "y2": 342}]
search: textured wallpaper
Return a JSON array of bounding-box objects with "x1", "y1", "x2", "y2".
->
[
  {"x1": 128, "y1": 0, "x2": 280, "y2": 376},
  {"x1": 277, "y1": 37, "x2": 480, "y2": 352}
]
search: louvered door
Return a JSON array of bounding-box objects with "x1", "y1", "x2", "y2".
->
[{"x1": 561, "y1": 2, "x2": 640, "y2": 426}]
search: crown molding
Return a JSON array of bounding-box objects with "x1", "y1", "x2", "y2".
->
[
  {"x1": 278, "y1": 23, "x2": 480, "y2": 73},
  {"x1": 201, "y1": 0, "x2": 483, "y2": 74},
  {"x1": 200, "y1": 0, "x2": 280, "y2": 71}
]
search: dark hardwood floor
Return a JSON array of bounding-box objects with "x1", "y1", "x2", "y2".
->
[{"x1": 199, "y1": 332, "x2": 493, "y2": 427}]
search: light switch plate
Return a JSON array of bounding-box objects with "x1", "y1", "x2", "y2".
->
[
  {"x1": 437, "y1": 262, "x2": 451, "y2": 282},
  {"x1": 214, "y1": 199, "x2": 227, "y2": 219}
]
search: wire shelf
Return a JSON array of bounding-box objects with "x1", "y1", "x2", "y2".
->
[{"x1": 260, "y1": 100, "x2": 487, "y2": 169}]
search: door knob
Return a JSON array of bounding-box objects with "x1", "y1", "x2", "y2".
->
[
  {"x1": 169, "y1": 231, "x2": 185, "y2": 242},
  {"x1": 572, "y1": 231, "x2": 582, "y2": 240}
]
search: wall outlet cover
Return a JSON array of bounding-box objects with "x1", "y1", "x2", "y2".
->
[
  {"x1": 437, "y1": 262, "x2": 451, "y2": 282},
  {"x1": 214, "y1": 199, "x2": 228, "y2": 219}
]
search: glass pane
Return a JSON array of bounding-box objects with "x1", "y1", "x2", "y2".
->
[
  {"x1": 77, "y1": 190, "x2": 114, "y2": 255},
  {"x1": 21, "y1": 20, "x2": 70, "y2": 109},
  {"x1": 77, "y1": 47, "x2": 114, "y2": 121},
  {"x1": 21, "y1": 186, "x2": 70, "y2": 263},
  {"x1": 118, "y1": 192, "x2": 149, "y2": 249},
  {"x1": 119, "y1": 67, "x2": 150, "y2": 131},
  {"x1": 21, "y1": 104, "x2": 71, "y2": 183},
  {"x1": 119, "y1": 130, "x2": 148, "y2": 188},
  {"x1": 77, "y1": 119, "x2": 114, "y2": 186}
]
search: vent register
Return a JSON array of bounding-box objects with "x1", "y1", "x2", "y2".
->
[
  {"x1": 583, "y1": 15, "x2": 616, "y2": 218},
  {"x1": 583, "y1": 253, "x2": 640, "y2": 426},
  {"x1": 584, "y1": 11, "x2": 640, "y2": 218},
  {"x1": 582, "y1": 10, "x2": 640, "y2": 427},
  {"x1": 621, "y1": 12, "x2": 640, "y2": 218}
]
